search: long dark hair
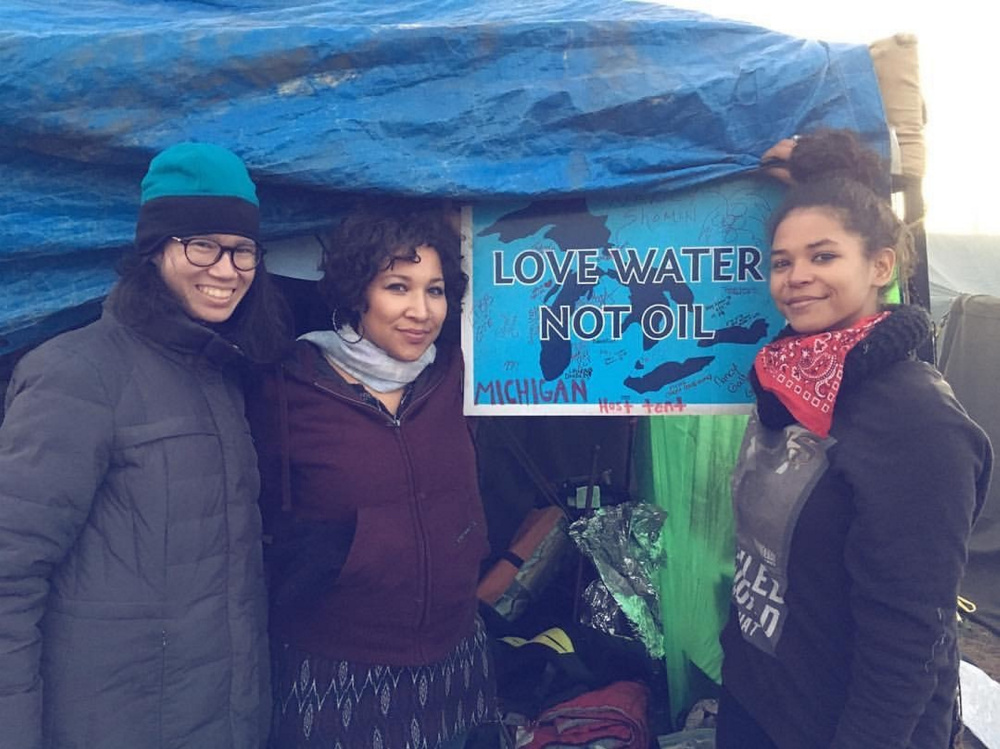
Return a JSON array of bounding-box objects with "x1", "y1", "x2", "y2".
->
[
  {"x1": 113, "y1": 247, "x2": 293, "y2": 364},
  {"x1": 317, "y1": 198, "x2": 467, "y2": 346},
  {"x1": 769, "y1": 129, "x2": 915, "y2": 299}
]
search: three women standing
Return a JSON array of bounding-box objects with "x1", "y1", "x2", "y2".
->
[
  {"x1": 0, "y1": 143, "x2": 290, "y2": 748},
  {"x1": 718, "y1": 130, "x2": 993, "y2": 748}
]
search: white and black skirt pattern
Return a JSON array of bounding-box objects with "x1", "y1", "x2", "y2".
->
[{"x1": 269, "y1": 618, "x2": 496, "y2": 748}]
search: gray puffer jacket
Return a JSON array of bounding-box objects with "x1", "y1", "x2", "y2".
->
[{"x1": 0, "y1": 293, "x2": 269, "y2": 749}]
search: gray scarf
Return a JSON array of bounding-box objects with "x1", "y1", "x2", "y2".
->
[{"x1": 299, "y1": 325, "x2": 436, "y2": 393}]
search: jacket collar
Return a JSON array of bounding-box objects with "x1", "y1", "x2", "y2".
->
[
  {"x1": 283, "y1": 336, "x2": 452, "y2": 404},
  {"x1": 104, "y1": 286, "x2": 245, "y2": 368},
  {"x1": 751, "y1": 304, "x2": 931, "y2": 430}
]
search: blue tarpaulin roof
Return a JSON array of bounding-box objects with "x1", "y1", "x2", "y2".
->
[{"x1": 0, "y1": 0, "x2": 888, "y2": 351}]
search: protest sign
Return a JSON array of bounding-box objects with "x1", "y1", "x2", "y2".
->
[{"x1": 463, "y1": 178, "x2": 786, "y2": 415}]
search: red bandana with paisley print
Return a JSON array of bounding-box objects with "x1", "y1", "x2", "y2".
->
[{"x1": 754, "y1": 312, "x2": 889, "y2": 438}]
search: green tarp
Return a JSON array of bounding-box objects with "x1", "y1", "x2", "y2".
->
[{"x1": 636, "y1": 414, "x2": 748, "y2": 720}]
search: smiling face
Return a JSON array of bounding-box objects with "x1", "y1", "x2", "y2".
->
[
  {"x1": 154, "y1": 233, "x2": 255, "y2": 323},
  {"x1": 359, "y1": 245, "x2": 446, "y2": 361},
  {"x1": 770, "y1": 208, "x2": 895, "y2": 334}
]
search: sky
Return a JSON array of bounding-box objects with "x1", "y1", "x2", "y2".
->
[{"x1": 661, "y1": 1, "x2": 996, "y2": 236}]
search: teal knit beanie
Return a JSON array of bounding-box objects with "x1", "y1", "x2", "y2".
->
[{"x1": 135, "y1": 142, "x2": 260, "y2": 256}]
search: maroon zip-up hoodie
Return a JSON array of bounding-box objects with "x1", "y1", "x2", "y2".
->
[{"x1": 249, "y1": 340, "x2": 489, "y2": 666}]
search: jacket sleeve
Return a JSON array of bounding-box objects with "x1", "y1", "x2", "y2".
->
[
  {"x1": 831, "y1": 372, "x2": 992, "y2": 748},
  {"x1": 244, "y1": 365, "x2": 286, "y2": 534},
  {"x1": 0, "y1": 345, "x2": 114, "y2": 749},
  {"x1": 244, "y1": 363, "x2": 356, "y2": 611}
]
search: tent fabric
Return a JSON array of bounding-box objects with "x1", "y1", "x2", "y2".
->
[
  {"x1": 0, "y1": 0, "x2": 889, "y2": 347},
  {"x1": 938, "y1": 295, "x2": 1000, "y2": 635},
  {"x1": 927, "y1": 234, "x2": 1000, "y2": 324},
  {"x1": 869, "y1": 34, "x2": 925, "y2": 179},
  {"x1": 634, "y1": 414, "x2": 748, "y2": 720}
]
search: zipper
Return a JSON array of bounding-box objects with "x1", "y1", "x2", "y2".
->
[
  {"x1": 309, "y1": 379, "x2": 395, "y2": 424},
  {"x1": 398, "y1": 383, "x2": 450, "y2": 647},
  {"x1": 392, "y1": 424, "x2": 432, "y2": 635},
  {"x1": 306, "y1": 370, "x2": 447, "y2": 643},
  {"x1": 159, "y1": 628, "x2": 168, "y2": 747},
  {"x1": 307, "y1": 367, "x2": 443, "y2": 424},
  {"x1": 386, "y1": 379, "x2": 445, "y2": 640}
]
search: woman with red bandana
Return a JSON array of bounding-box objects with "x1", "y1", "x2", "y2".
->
[{"x1": 716, "y1": 130, "x2": 993, "y2": 749}]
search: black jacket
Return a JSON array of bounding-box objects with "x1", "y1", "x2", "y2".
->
[{"x1": 721, "y1": 306, "x2": 993, "y2": 748}]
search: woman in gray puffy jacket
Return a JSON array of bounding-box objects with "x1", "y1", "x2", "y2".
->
[{"x1": 0, "y1": 143, "x2": 291, "y2": 749}]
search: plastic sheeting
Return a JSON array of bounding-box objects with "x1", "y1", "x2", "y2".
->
[
  {"x1": 960, "y1": 660, "x2": 1000, "y2": 748},
  {"x1": 0, "y1": 0, "x2": 888, "y2": 347},
  {"x1": 569, "y1": 501, "x2": 669, "y2": 658}
]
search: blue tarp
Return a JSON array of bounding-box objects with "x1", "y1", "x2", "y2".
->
[{"x1": 0, "y1": 0, "x2": 888, "y2": 351}]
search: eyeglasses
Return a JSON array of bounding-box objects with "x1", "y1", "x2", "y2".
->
[{"x1": 170, "y1": 236, "x2": 264, "y2": 272}]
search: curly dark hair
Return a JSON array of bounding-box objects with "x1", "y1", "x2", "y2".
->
[
  {"x1": 769, "y1": 129, "x2": 915, "y2": 298},
  {"x1": 317, "y1": 198, "x2": 467, "y2": 345}
]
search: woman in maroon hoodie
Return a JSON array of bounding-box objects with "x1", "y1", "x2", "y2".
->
[{"x1": 249, "y1": 199, "x2": 495, "y2": 749}]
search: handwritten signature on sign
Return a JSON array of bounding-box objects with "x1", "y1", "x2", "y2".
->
[{"x1": 597, "y1": 397, "x2": 687, "y2": 415}]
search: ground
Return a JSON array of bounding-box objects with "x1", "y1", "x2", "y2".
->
[
  {"x1": 959, "y1": 617, "x2": 1000, "y2": 749},
  {"x1": 960, "y1": 618, "x2": 1000, "y2": 680}
]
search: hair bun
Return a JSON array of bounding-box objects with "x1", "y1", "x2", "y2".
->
[{"x1": 788, "y1": 129, "x2": 888, "y2": 195}]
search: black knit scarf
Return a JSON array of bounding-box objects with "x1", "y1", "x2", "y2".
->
[{"x1": 750, "y1": 305, "x2": 932, "y2": 430}]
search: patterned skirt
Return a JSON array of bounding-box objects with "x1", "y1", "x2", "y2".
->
[{"x1": 269, "y1": 618, "x2": 497, "y2": 748}]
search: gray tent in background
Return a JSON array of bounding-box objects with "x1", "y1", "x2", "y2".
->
[
  {"x1": 927, "y1": 234, "x2": 1000, "y2": 323},
  {"x1": 930, "y1": 233, "x2": 1000, "y2": 636},
  {"x1": 939, "y1": 294, "x2": 1000, "y2": 636}
]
